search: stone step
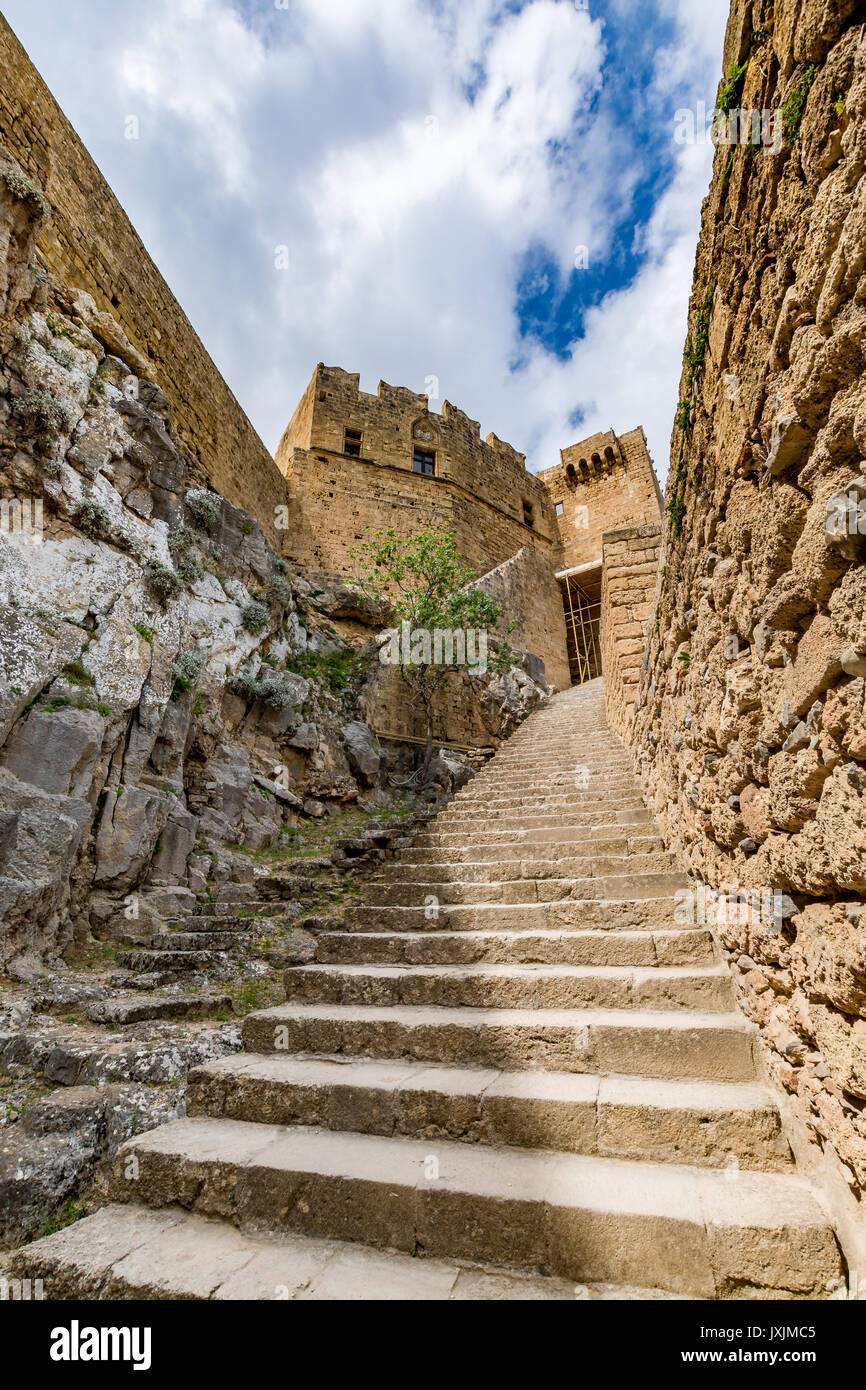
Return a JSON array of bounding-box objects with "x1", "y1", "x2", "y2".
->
[
  {"x1": 414, "y1": 822, "x2": 656, "y2": 845},
  {"x1": 344, "y1": 897, "x2": 684, "y2": 932},
  {"x1": 357, "y1": 872, "x2": 688, "y2": 907},
  {"x1": 10, "y1": 1202, "x2": 654, "y2": 1300},
  {"x1": 447, "y1": 793, "x2": 647, "y2": 811},
  {"x1": 186, "y1": 1053, "x2": 792, "y2": 1172},
  {"x1": 444, "y1": 806, "x2": 653, "y2": 822},
  {"x1": 197, "y1": 902, "x2": 282, "y2": 919},
  {"x1": 455, "y1": 781, "x2": 641, "y2": 801},
  {"x1": 378, "y1": 853, "x2": 678, "y2": 883},
  {"x1": 474, "y1": 752, "x2": 631, "y2": 766},
  {"x1": 118, "y1": 949, "x2": 224, "y2": 973},
  {"x1": 242, "y1": 1002, "x2": 758, "y2": 1082},
  {"x1": 315, "y1": 927, "x2": 717, "y2": 968},
  {"x1": 85, "y1": 993, "x2": 234, "y2": 1026},
  {"x1": 163, "y1": 917, "x2": 253, "y2": 933},
  {"x1": 455, "y1": 774, "x2": 639, "y2": 797},
  {"x1": 282, "y1": 963, "x2": 734, "y2": 1013},
  {"x1": 103, "y1": 1118, "x2": 840, "y2": 1296},
  {"x1": 407, "y1": 835, "x2": 664, "y2": 857},
  {"x1": 151, "y1": 931, "x2": 244, "y2": 951}
]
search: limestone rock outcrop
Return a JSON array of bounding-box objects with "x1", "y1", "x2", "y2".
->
[{"x1": 0, "y1": 154, "x2": 544, "y2": 979}]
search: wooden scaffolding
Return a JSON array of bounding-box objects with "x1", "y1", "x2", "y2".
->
[{"x1": 560, "y1": 571, "x2": 602, "y2": 685}]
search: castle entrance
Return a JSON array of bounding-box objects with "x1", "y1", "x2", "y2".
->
[{"x1": 559, "y1": 565, "x2": 601, "y2": 686}]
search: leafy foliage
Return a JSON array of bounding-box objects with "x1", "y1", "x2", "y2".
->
[
  {"x1": 72, "y1": 498, "x2": 110, "y2": 539},
  {"x1": 144, "y1": 557, "x2": 183, "y2": 605},
  {"x1": 168, "y1": 526, "x2": 202, "y2": 584},
  {"x1": 232, "y1": 666, "x2": 302, "y2": 710},
  {"x1": 241, "y1": 600, "x2": 270, "y2": 635},
  {"x1": 170, "y1": 649, "x2": 204, "y2": 701},
  {"x1": 717, "y1": 61, "x2": 748, "y2": 115},
  {"x1": 352, "y1": 527, "x2": 516, "y2": 771},
  {"x1": 0, "y1": 164, "x2": 51, "y2": 222},
  {"x1": 185, "y1": 489, "x2": 221, "y2": 534},
  {"x1": 781, "y1": 65, "x2": 816, "y2": 143}
]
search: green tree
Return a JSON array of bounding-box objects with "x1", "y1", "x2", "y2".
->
[{"x1": 353, "y1": 527, "x2": 516, "y2": 776}]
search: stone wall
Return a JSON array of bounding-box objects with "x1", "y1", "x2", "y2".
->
[
  {"x1": 0, "y1": 14, "x2": 287, "y2": 545},
  {"x1": 279, "y1": 363, "x2": 555, "y2": 533},
  {"x1": 537, "y1": 426, "x2": 663, "y2": 573},
  {"x1": 625, "y1": 0, "x2": 866, "y2": 1231},
  {"x1": 280, "y1": 443, "x2": 571, "y2": 689},
  {"x1": 600, "y1": 524, "x2": 662, "y2": 743}
]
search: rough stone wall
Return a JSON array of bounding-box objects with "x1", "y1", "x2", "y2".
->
[
  {"x1": 537, "y1": 426, "x2": 663, "y2": 572},
  {"x1": 470, "y1": 546, "x2": 571, "y2": 694},
  {"x1": 600, "y1": 524, "x2": 662, "y2": 742},
  {"x1": 280, "y1": 443, "x2": 570, "y2": 689},
  {"x1": 0, "y1": 14, "x2": 287, "y2": 544},
  {"x1": 628, "y1": 0, "x2": 866, "y2": 1209},
  {"x1": 278, "y1": 363, "x2": 555, "y2": 532}
]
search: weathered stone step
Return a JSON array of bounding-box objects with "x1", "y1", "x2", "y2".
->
[
  {"x1": 164, "y1": 917, "x2": 253, "y2": 933},
  {"x1": 316, "y1": 927, "x2": 716, "y2": 968},
  {"x1": 378, "y1": 853, "x2": 677, "y2": 883},
  {"x1": 242, "y1": 1002, "x2": 757, "y2": 1081},
  {"x1": 456, "y1": 777, "x2": 640, "y2": 798},
  {"x1": 151, "y1": 931, "x2": 243, "y2": 951},
  {"x1": 344, "y1": 897, "x2": 684, "y2": 932},
  {"x1": 85, "y1": 993, "x2": 233, "y2": 1025},
  {"x1": 10, "y1": 1202, "x2": 629, "y2": 1300},
  {"x1": 456, "y1": 774, "x2": 639, "y2": 796},
  {"x1": 197, "y1": 901, "x2": 282, "y2": 919},
  {"x1": 186, "y1": 1053, "x2": 792, "y2": 1172},
  {"x1": 474, "y1": 751, "x2": 630, "y2": 766},
  {"x1": 282, "y1": 963, "x2": 734, "y2": 1013},
  {"x1": 447, "y1": 792, "x2": 646, "y2": 811},
  {"x1": 409, "y1": 834, "x2": 664, "y2": 857},
  {"x1": 414, "y1": 830, "x2": 659, "y2": 850},
  {"x1": 118, "y1": 949, "x2": 224, "y2": 973},
  {"x1": 441, "y1": 808, "x2": 653, "y2": 828},
  {"x1": 360, "y1": 872, "x2": 688, "y2": 907},
  {"x1": 104, "y1": 1118, "x2": 840, "y2": 1295}
]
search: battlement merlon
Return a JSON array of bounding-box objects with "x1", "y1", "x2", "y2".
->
[
  {"x1": 535, "y1": 425, "x2": 663, "y2": 575},
  {"x1": 275, "y1": 364, "x2": 554, "y2": 531}
]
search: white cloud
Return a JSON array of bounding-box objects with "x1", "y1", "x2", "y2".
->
[{"x1": 2, "y1": 0, "x2": 730, "y2": 483}]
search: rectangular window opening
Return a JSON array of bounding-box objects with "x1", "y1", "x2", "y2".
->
[
  {"x1": 555, "y1": 501, "x2": 564, "y2": 516},
  {"x1": 344, "y1": 429, "x2": 362, "y2": 458},
  {"x1": 522, "y1": 499, "x2": 535, "y2": 527},
  {"x1": 413, "y1": 447, "x2": 436, "y2": 476}
]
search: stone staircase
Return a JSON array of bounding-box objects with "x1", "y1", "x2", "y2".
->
[{"x1": 13, "y1": 679, "x2": 844, "y2": 1299}]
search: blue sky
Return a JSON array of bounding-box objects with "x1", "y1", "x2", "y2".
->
[{"x1": 1, "y1": 0, "x2": 729, "y2": 481}]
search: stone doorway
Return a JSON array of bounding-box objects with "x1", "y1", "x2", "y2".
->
[{"x1": 559, "y1": 566, "x2": 602, "y2": 685}]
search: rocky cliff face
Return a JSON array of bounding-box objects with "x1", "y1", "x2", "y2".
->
[
  {"x1": 0, "y1": 149, "x2": 547, "y2": 982},
  {"x1": 631, "y1": 2, "x2": 866, "y2": 1194}
]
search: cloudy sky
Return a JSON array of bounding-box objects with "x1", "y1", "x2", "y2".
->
[{"x1": 2, "y1": 0, "x2": 729, "y2": 480}]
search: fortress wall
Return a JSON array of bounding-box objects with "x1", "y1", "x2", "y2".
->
[
  {"x1": 469, "y1": 545, "x2": 572, "y2": 693},
  {"x1": 0, "y1": 14, "x2": 287, "y2": 544},
  {"x1": 278, "y1": 364, "x2": 556, "y2": 537},
  {"x1": 284, "y1": 444, "x2": 569, "y2": 683},
  {"x1": 284, "y1": 446, "x2": 568, "y2": 686},
  {"x1": 624, "y1": 0, "x2": 866, "y2": 1246},
  {"x1": 538, "y1": 426, "x2": 663, "y2": 572},
  {"x1": 600, "y1": 524, "x2": 662, "y2": 743}
]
